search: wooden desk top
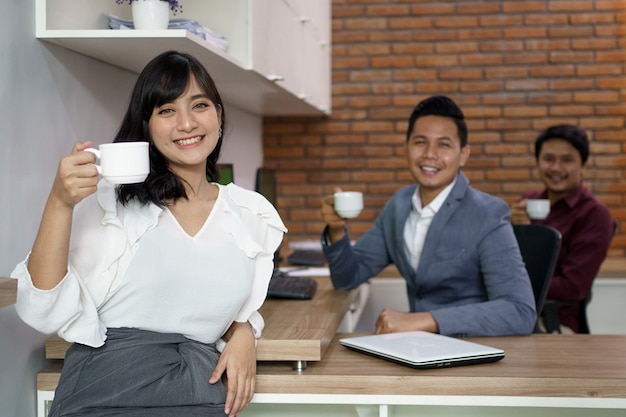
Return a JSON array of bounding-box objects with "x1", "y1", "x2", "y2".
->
[
  {"x1": 0, "y1": 277, "x2": 16, "y2": 308},
  {"x1": 33, "y1": 277, "x2": 357, "y2": 364},
  {"x1": 253, "y1": 333, "x2": 626, "y2": 398},
  {"x1": 38, "y1": 334, "x2": 626, "y2": 398}
]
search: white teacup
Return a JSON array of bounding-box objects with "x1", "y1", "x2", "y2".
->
[
  {"x1": 86, "y1": 142, "x2": 150, "y2": 184},
  {"x1": 526, "y1": 199, "x2": 550, "y2": 220},
  {"x1": 334, "y1": 191, "x2": 363, "y2": 219}
]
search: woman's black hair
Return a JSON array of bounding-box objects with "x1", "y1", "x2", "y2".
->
[{"x1": 114, "y1": 50, "x2": 226, "y2": 206}]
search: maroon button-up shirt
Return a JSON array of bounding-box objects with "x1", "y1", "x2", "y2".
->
[{"x1": 522, "y1": 184, "x2": 614, "y2": 332}]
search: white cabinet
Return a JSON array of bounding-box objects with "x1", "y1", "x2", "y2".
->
[
  {"x1": 35, "y1": 0, "x2": 331, "y2": 116},
  {"x1": 250, "y1": 0, "x2": 331, "y2": 114}
]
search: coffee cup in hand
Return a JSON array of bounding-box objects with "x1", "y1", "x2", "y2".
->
[
  {"x1": 85, "y1": 142, "x2": 150, "y2": 184},
  {"x1": 334, "y1": 191, "x2": 363, "y2": 219},
  {"x1": 526, "y1": 199, "x2": 550, "y2": 220}
]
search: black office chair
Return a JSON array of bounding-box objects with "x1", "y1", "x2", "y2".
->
[
  {"x1": 541, "y1": 296, "x2": 590, "y2": 334},
  {"x1": 542, "y1": 219, "x2": 618, "y2": 334},
  {"x1": 513, "y1": 224, "x2": 562, "y2": 333}
]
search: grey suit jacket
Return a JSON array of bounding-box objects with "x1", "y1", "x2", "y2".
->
[{"x1": 322, "y1": 172, "x2": 537, "y2": 336}]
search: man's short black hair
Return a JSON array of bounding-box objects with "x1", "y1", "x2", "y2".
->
[
  {"x1": 405, "y1": 95, "x2": 468, "y2": 147},
  {"x1": 535, "y1": 124, "x2": 589, "y2": 164}
]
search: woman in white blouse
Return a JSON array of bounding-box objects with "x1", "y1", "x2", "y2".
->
[{"x1": 11, "y1": 51, "x2": 286, "y2": 417}]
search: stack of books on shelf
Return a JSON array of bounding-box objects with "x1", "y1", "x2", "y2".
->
[{"x1": 106, "y1": 14, "x2": 228, "y2": 52}]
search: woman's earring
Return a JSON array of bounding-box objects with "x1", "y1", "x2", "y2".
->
[{"x1": 218, "y1": 127, "x2": 223, "y2": 138}]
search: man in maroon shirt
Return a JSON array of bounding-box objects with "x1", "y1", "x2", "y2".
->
[{"x1": 511, "y1": 124, "x2": 614, "y2": 333}]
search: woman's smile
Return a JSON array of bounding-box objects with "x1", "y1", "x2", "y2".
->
[{"x1": 174, "y1": 135, "x2": 204, "y2": 147}]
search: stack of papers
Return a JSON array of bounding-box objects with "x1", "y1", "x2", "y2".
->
[
  {"x1": 106, "y1": 14, "x2": 228, "y2": 51},
  {"x1": 278, "y1": 267, "x2": 330, "y2": 277}
]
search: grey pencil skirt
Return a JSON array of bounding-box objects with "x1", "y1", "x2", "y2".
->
[{"x1": 48, "y1": 328, "x2": 227, "y2": 417}]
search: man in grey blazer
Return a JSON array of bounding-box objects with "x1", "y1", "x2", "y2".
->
[{"x1": 320, "y1": 95, "x2": 536, "y2": 337}]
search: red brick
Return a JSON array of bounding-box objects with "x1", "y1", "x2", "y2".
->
[
  {"x1": 479, "y1": 15, "x2": 523, "y2": 27},
  {"x1": 461, "y1": 54, "x2": 504, "y2": 66},
  {"x1": 458, "y1": 28, "x2": 503, "y2": 40},
  {"x1": 549, "y1": 1, "x2": 593, "y2": 12},
  {"x1": 393, "y1": 68, "x2": 438, "y2": 81},
  {"x1": 502, "y1": 1, "x2": 547, "y2": 13},
  {"x1": 460, "y1": 81, "x2": 503, "y2": 93},
  {"x1": 574, "y1": 91, "x2": 619, "y2": 103},
  {"x1": 436, "y1": 41, "x2": 479, "y2": 54},
  {"x1": 549, "y1": 26, "x2": 594, "y2": 39},
  {"x1": 595, "y1": 51, "x2": 626, "y2": 62},
  {"x1": 572, "y1": 39, "x2": 617, "y2": 50},
  {"x1": 528, "y1": 92, "x2": 574, "y2": 104},
  {"x1": 570, "y1": 12, "x2": 616, "y2": 24},
  {"x1": 366, "y1": 5, "x2": 410, "y2": 16},
  {"x1": 504, "y1": 80, "x2": 549, "y2": 91},
  {"x1": 344, "y1": 18, "x2": 388, "y2": 30},
  {"x1": 371, "y1": 56, "x2": 416, "y2": 68},
  {"x1": 439, "y1": 68, "x2": 484, "y2": 80},
  {"x1": 434, "y1": 16, "x2": 479, "y2": 28},
  {"x1": 525, "y1": 39, "x2": 570, "y2": 51},
  {"x1": 345, "y1": 44, "x2": 391, "y2": 56},
  {"x1": 549, "y1": 105, "x2": 594, "y2": 117},
  {"x1": 550, "y1": 79, "x2": 594, "y2": 90},
  {"x1": 416, "y1": 81, "x2": 460, "y2": 94},
  {"x1": 576, "y1": 64, "x2": 623, "y2": 76},
  {"x1": 408, "y1": 3, "x2": 455, "y2": 15},
  {"x1": 529, "y1": 65, "x2": 575, "y2": 77},
  {"x1": 370, "y1": 30, "x2": 414, "y2": 42},
  {"x1": 524, "y1": 13, "x2": 568, "y2": 25},
  {"x1": 504, "y1": 53, "x2": 549, "y2": 65},
  {"x1": 486, "y1": 169, "x2": 532, "y2": 181},
  {"x1": 388, "y1": 17, "x2": 431, "y2": 29},
  {"x1": 595, "y1": 0, "x2": 626, "y2": 11},
  {"x1": 458, "y1": 2, "x2": 501, "y2": 14},
  {"x1": 504, "y1": 27, "x2": 548, "y2": 39},
  {"x1": 412, "y1": 30, "x2": 457, "y2": 42}
]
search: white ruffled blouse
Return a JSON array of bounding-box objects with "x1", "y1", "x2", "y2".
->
[{"x1": 11, "y1": 180, "x2": 286, "y2": 348}]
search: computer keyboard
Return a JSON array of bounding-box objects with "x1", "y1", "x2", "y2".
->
[
  {"x1": 286, "y1": 250, "x2": 326, "y2": 266},
  {"x1": 267, "y1": 270, "x2": 318, "y2": 300}
]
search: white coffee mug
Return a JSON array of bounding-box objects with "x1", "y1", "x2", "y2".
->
[
  {"x1": 85, "y1": 142, "x2": 150, "y2": 184},
  {"x1": 334, "y1": 191, "x2": 363, "y2": 219},
  {"x1": 526, "y1": 199, "x2": 550, "y2": 220}
]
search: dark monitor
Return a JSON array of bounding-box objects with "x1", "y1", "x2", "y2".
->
[
  {"x1": 255, "y1": 167, "x2": 277, "y2": 209},
  {"x1": 216, "y1": 163, "x2": 234, "y2": 185},
  {"x1": 255, "y1": 168, "x2": 282, "y2": 264}
]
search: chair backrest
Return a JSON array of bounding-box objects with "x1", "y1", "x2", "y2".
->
[{"x1": 513, "y1": 224, "x2": 562, "y2": 331}]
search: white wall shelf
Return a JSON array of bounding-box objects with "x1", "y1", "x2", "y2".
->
[{"x1": 36, "y1": 0, "x2": 331, "y2": 116}]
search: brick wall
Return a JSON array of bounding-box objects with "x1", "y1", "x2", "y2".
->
[{"x1": 263, "y1": 0, "x2": 626, "y2": 257}]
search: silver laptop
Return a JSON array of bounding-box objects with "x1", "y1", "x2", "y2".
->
[{"x1": 339, "y1": 331, "x2": 505, "y2": 369}]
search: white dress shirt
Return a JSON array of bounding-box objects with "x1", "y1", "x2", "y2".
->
[
  {"x1": 12, "y1": 180, "x2": 286, "y2": 348},
  {"x1": 403, "y1": 179, "x2": 456, "y2": 271}
]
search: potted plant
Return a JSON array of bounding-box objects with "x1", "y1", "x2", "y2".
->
[
  {"x1": 115, "y1": 0, "x2": 183, "y2": 15},
  {"x1": 116, "y1": 0, "x2": 183, "y2": 30}
]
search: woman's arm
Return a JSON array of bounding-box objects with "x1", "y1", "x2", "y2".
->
[
  {"x1": 28, "y1": 141, "x2": 98, "y2": 289},
  {"x1": 210, "y1": 321, "x2": 256, "y2": 417}
]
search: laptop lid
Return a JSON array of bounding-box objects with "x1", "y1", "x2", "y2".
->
[{"x1": 339, "y1": 331, "x2": 505, "y2": 369}]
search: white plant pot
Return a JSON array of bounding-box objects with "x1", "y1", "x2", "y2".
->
[{"x1": 132, "y1": 0, "x2": 170, "y2": 30}]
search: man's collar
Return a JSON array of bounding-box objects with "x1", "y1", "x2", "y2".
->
[
  {"x1": 412, "y1": 176, "x2": 458, "y2": 214},
  {"x1": 559, "y1": 183, "x2": 586, "y2": 208}
]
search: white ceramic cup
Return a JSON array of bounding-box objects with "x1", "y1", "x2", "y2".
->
[
  {"x1": 334, "y1": 191, "x2": 363, "y2": 219},
  {"x1": 526, "y1": 199, "x2": 550, "y2": 220},
  {"x1": 85, "y1": 142, "x2": 150, "y2": 184}
]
